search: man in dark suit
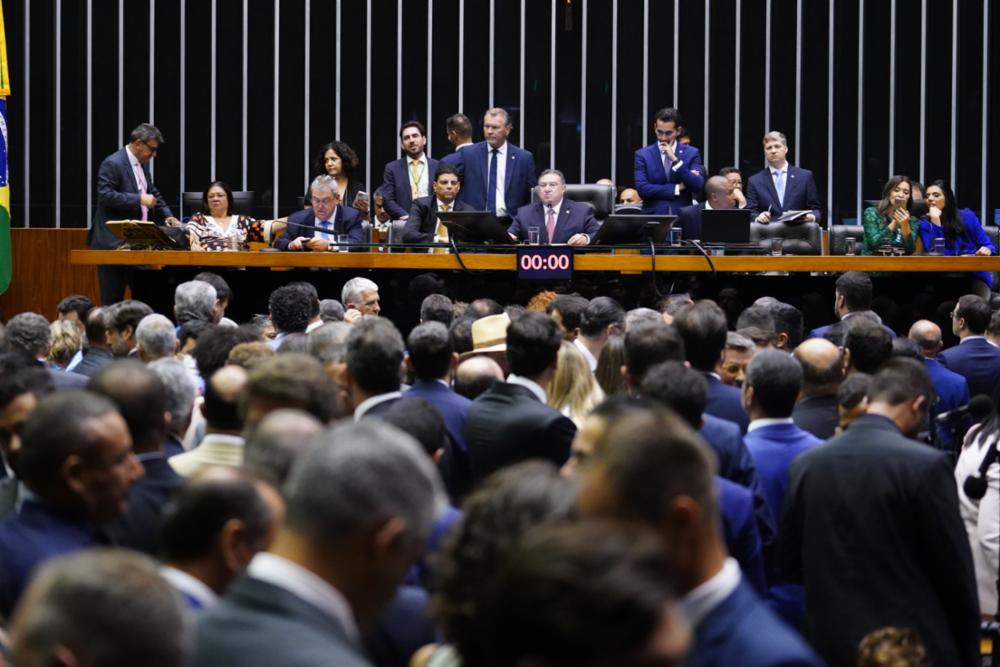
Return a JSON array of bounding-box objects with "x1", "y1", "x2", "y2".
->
[
  {"x1": 783, "y1": 358, "x2": 979, "y2": 666},
  {"x1": 909, "y1": 319, "x2": 972, "y2": 450},
  {"x1": 90, "y1": 123, "x2": 180, "y2": 305},
  {"x1": 745, "y1": 131, "x2": 822, "y2": 224},
  {"x1": 439, "y1": 112, "x2": 474, "y2": 167},
  {"x1": 808, "y1": 271, "x2": 896, "y2": 339},
  {"x1": 5, "y1": 312, "x2": 89, "y2": 390},
  {"x1": 90, "y1": 360, "x2": 184, "y2": 556},
  {"x1": 345, "y1": 318, "x2": 405, "y2": 419},
  {"x1": 464, "y1": 312, "x2": 576, "y2": 482},
  {"x1": 634, "y1": 107, "x2": 705, "y2": 215},
  {"x1": 508, "y1": 169, "x2": 600, "y2": 245},
  {"x1": 381, "y1": 121, "x2": 439, "y2": 220},
  {"x1": 194, "y1": 420, "x2": 439, "y2": 667},
  {"x1": 791, "y1": 337, "x2": 843, "y2": 440},
  {"x1": 674, "y1": 175, "x2": 740, "y2": 241},
  {"x1": 276, "y1": 175, "x2": 365, "y2": 250},
  {"x1": 578, "y1": 404, "x2": 822, "y2": 667},
  {"x1": 0, "y1": 368, "x2": 53, "y2": 516},
  {"x1": 454, "y1": 107, "x2": 537, "y2": 218},
  {"x1": 72, "y1": 307, "x2": 116, "y2": 379},
  {"x1": 674, "y1": 300, "x2": 750, "y2": 432},
  {"x1": 939, "y1": 294, "x2": 1000, "y2": 399},
  {"x1": 402, "y1": 164, "x2": 474, "y2": 244},
  {"x1": 0, "y1": 391, "x2": 144, "y2": 618}
]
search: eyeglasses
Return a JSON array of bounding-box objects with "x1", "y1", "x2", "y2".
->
[{"x1": 143, "y1": 141, "x2": 160, "y2": 155}]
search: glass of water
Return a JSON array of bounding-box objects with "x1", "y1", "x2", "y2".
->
[
  {"x1": 528, "y1": 227, "x2": 541, "y2": 245},
  {"x1": 844, "y1": 237, "x2": 857, "y2": 256},
  {"x1": 335, "y1": 234, "x2": 350, "y2": 252},
  {"x1": 770, "y1": 238, "x2": 784, "y2": 256}
]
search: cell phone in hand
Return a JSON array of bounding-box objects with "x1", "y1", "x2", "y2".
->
[{"x1": 353, "y1": 191, "x2": 369, "y2": 208}]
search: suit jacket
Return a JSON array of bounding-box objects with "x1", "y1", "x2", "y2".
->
[
  {"x1": 454, "y1": 141, "x2": 537, "y2": 215},
  {"x1": 0, "y1": 499, "x2": 108, "y2": 618},
  {"x1": 791, "y1": 394, "x2": 840, "y2": 440},
  {"x1": 275, "y1": 206, "x2": 365, "y2": 250},
  {"x1": 0, "y1": 478, "x2": 20, "y2": 521},
  {"x1": 718, "y1": 477, "x2": 766, "y2": 595},
  {"x1": 402, "y1": 197, "x2": 475, "y2": 244},
  {"x1": 508, "y1": 199, "x2": 601, "y2": 244},
  {"x1": 463, "y1": 382, "x2": 576, "y2": 483},
  {"x1": 687, "y1": 578, "x2": 822, "y2": 667},
  {"x1": 194, "y1": 575, "x2": 372, "y2": 667},
  {"x1": 938, "y1": 337, "x2": 1000, "y2": 399},
  {"x1": 634, "y1": 141, "x2": 705, "y2": 215},
  {"x1": 366, "y1": 585, "x2": 436, "y2": 667},
  {"x1": 406, "y1": 381, "x2": 474, "y2": 502},
  {"x1": 72, "y1": 347, "x2": 115, "y2": 379},
  {"x1": 89, "y1": 147, "x2": 173, "y2": 249},
  {"x1": 705, "y1": 374, "x2": 750, "y2": 433},
  {"x1": 108, "y1": 454, "x2": 185, "y2": 555},
  {"x1": 381, "y1": 157, "x2": 439, "y2": 220},
  {"x1": 781, "y1": 414, "x2": 980, "y2": 667},
  {"x1": 807, "y1": 311, "x2": 896, "y2": 339},
  {"x1": 745, "y1": 165, "x2": 823, "y2": 224},
  {"x1": 675, "y1": 202, "x2": 706, "y2": 241},
  {"x1": 925, "y1": 357, "x2": 971, "y2": 452}
]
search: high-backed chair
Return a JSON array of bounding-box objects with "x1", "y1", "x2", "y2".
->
[
  {"x1": 182, "y1": 191, "x2": 255, "y2": 217},
  {"x1": 828, "y1": 225, "x2": 865, "y2": 255},
  {"x1": 749, "y1": 221, "x2": 822, "y2": 255},
  {"x1": 530, "y1": 183, "x2": 615, "y2": 221}
]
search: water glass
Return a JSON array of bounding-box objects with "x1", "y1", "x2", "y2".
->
[
  {"x1": 932, "y1": 237, "x2": 946, "y2": 255},
  {"x1": 335, "y1": 234, "x2": 350, "y2": 252},
  {"x1": 770, "y1": 238, "x2": 784, "y2": 256},
  {"x1": 528, "y1": 227, "x2": 541, "y2": 245},
  {"x1": 669, "y1": 227, "x2": 682, "y2": 246},
  {"x1": 844, "y1": 237, "x2": 857, "y2": 256}
]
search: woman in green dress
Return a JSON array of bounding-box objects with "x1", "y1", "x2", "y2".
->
[{"x1": 861, "y1": 175, "x2": 919, "y2": 255}]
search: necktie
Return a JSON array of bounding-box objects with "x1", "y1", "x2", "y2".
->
[
  {"x1": 409, "y1": 160, "x2": 425, "y2": 199},
  {"x1": 134, "y1": 163, "x2": 148, "y2": 221},
  {"x1": 317, "y1": 219, "x2": 333, "y2": 241},
  {"x1": 774, "y1": 170, "x2": 786, "y2": 206},
  {"x1": 546, "y1": 206, "x2": 557, "y2": 243},
  {"x1": 436, "y1": 203, "x2": 450, "y2": 240},
  {"x1": 486, "y1": 148, "x2": 499, "y2": 214}
]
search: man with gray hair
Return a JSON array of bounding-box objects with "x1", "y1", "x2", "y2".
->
[
  {"x1": 276, "y1": 175, "x2": 365, "y2": 251},
  {"x1": 455, "y1": 107, "x2": 537, "y2": 218},
  {"x1": 507, "y1": 168, "x2": 599, "y2": 246},
  {"x1": 136, "y1": 313, "x2": 178, "y2": 362},
  {"x1": 174, "y1": 280, "x2": 217, "y2": 326},
  {"x1": 89, "y1": 123, "x2": 181, "y2": 305},
  {"x1": 243, "y1": 408, "x2": 324, "y2": 487},
  {"x1": 342, "y1": 276, "x2": 381, "y2": 317},
  {"x1": 10, "y1": 549, "x2": 190, "y2": 667},
  {"x1": 148, "y1": 357, "x2": 197, "y2": 457},
  {"x1": 194, "y1": 420, "x2": 440, "y2": 667},
  {"x1": 6, "y1": 312, "x2": 89, "y2": 389},
  {"x1": 746, "y1": 130, "x2": 822, "y2": 224},
  {"x1": 719, "y1": 330, "x2": 755, "y2": 387}
]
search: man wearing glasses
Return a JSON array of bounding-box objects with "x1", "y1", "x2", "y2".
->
[
  {"x1": 89, "y1": 123, "x2": 180, "y2": 304},
  {"x1": 633, "y1": 107, "x2": 704, "y2": 216}
]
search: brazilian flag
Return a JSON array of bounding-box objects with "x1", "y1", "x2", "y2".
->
[{"x1": 0, "y1": 0, "x2": 10, "y2": 296}]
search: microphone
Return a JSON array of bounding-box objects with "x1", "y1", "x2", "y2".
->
[
  {"x1": 964, "y1": 439, "x2": 999, "y2": 500},
  {"x1": 936, "y1": 394, "x2": 994, "y2": 424}
]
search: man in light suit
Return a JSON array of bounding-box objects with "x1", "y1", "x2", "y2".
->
[
  {"x1": 577, "y1": 404, "x2": 822, "y2": 667},
  {"x1": 634, "y1": 107, "x2": 705, "y2": 215},
  {"x1": 381, "y1": 121, "x2": 439, "y2": 220},
  {"x1": 194, "y1": 420, "x2": 440, "y2": 667},
  {"x1": 402, "y1": 164, "x2": 474, "y2": 244},
  {"x1": 276, "y1": 175, "x2": 365, "y2": 250},
  {"x1": 939, "y1": 294, "x2": 1000, "y2": 398},
  {"x1": 508, "y1": 169, "x2": 600, "y2": 246},
  {"x1": 746, "y1": 131, "x2": 822, "y2": 224},
  {"x1": 782, "y1": 358, "x2": 979, "y2": 666},
  {"x1": 89, "y1": 123, "x2": 180, "y2": 305},
  {"x1": 454, "y1": 107, "x2": 537, "y2": 219},
  {"x1": 674, "y1": 175, "x2": 740, "y2": 241}
]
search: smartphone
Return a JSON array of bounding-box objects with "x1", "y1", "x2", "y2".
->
[{"x1": 353, "y1": 191, "x2": 370, "y2": 208}]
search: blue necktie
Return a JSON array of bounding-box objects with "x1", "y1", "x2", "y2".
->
[
  {"x1": 317, "y1": 219, "x2": 333, "y2": 241},
  {"x1": 486, "y1": 148, "x2": 499, "y2": 214},
  {"x1": 774, "y1": 170, "x2": 786, "y2": 206}
]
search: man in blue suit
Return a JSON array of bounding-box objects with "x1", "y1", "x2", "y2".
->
[
  {"x1": 745, "y1": 131, "x2": 822, "y2": 224},
  {"x1": 439, "y1": 112, "x2": 474, "y2": 167},
  {"x1": 578, "y1": 405, "x2": 822, "y2": 667},
  {"x1": 508, "y1": 169, "x2": 600, "y2": 245},
  {"x1": 909, "y1": 320, "x2": 972, "y2": 450},
  {"x1": 276, "y1": 175, "x2": 365, "y2": 250},
  {"x1": 940, "y1": 294, "x2": 1000, "y2": 398},
  {"x1": 634, "y1": 107, "x2": 705, "y2": 215},
  {"x1": 808, "y1": 271, "x2": 896, "y2": 339},
  {"x1": 380, "y1": 121, "x2": 439, "y2": 220},
  {"x1": 89, "y1": 123, "x2": 181, "y2": 304},
  {"x1": 454, "y1": 107, "x2": 537, "y2": 218}
]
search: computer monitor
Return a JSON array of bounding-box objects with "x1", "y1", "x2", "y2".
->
[
  {"x1": 700, "y1": 209, "x2": 752, "y2": 244},
  {"x1": 592, "y1": 215, "x2": 676, "y2": 245},
  {"x1": 438, "y1": 211, "x2": 515, "y2": 245}
]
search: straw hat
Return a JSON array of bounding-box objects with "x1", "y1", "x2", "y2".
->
[{"x1": 460, "y1": 312, "x2": 511, "y2": 358}]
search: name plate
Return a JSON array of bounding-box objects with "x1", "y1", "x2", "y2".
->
[{"x1": 517, "y1": 246, "x2": 574, "y2": 280}]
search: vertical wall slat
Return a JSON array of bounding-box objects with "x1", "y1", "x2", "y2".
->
[
  {"x1": 888, "y1": 0, "x2": 895, "y2": 176},
  {"x1": 982, "y1": 0, "x2": 989, "y2": 225},
  {"x1": 55, "y1": 0, "x2": 61, "y2": 227},
  {"x1": 856, "y1": 0, "x2": 864, "y2": 221},
  {"x1": 580, "y1": 0, "x2": 587, "y2": 181},
  {"x1": 611, "y1": 0, "x2": 618, "y2": 183},
  {"x1": 272, "y1": 0, "x2": 279, "y2": 217}
]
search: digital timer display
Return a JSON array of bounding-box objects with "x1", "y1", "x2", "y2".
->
[{"x1": 516, "y1": 246, "x2": 574, "y2": 280}]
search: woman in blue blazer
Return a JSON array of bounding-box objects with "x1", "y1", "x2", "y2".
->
[{"x1": 917, "y1": 180, "x2": 995, "y2": 296}]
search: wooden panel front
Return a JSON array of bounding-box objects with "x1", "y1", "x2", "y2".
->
[{"x1": 0, "y1": 230, "x2": 100, "y2": 321}]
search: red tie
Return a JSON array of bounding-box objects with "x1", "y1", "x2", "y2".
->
[{"x1": 546, "y1": 207, "x2": 557, "y2": 243}]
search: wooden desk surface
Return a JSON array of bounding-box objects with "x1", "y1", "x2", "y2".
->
[{"x1": 69, "y1": 249, "x2": 1000, "y2": 273}]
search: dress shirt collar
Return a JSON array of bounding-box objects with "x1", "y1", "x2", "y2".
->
[
  {"x1": 305, "y1": 319, "x2": 323, "y2": 333},
  {"x1": 681, "y1": 557, "x2": 741, "y2": 629},
  {"x1": 247, "y1": 552, "x2": 360, "y2": 645},
  {"x1": 354, "y1": 391, "x2": 403, "y2": 421},
  {"x1": 506, "y1": 374, "x2": 547, "y2": 403},
  {"x1": 747, "y1": 417, "x2": 795, "y2": 433},
  {"x1": 125, "y1": 145, "x2": 142, "y2": 169},
  {"x1": 573, "y1": 337, "x2": 598, "y2": 372},
  {"x1": 704, "y1": 201, "x2": 715, "y2": 211},
  {"x1": 455, "y1": 141, "x2": 473, "y2": 150},
  {"x1": 434, "y1": 378, "x2": 451, "y2": 388},
  {"x1": 769, "y1": 163, "x2": 789, "y2": 177},
  {"x1": 408, "y1": 154, "x2": 427, "y2": 166},
  {"x1": 960, "y1": 335, "x2": 987, "y2": 344},
  {"x1": 437, "y1": 198, "x2": 456, "y2": 211},
  {"x1": 160, "y1": 565, "x2": 219, "y2": 609},
  {"x1": 544, "y1": 199, "x2": 564, "y2": 214},
  {"x1": 490, "y1": 141, "x2": 507, "y2": 156}
]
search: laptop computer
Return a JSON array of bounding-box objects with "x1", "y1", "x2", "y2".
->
[{"x1": 700, "y1": 209, "x2": 752, "y2": 244}]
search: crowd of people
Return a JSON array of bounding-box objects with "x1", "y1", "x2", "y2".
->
[{"x1": 1, "y1": 266, "x2": 999, "y2": 666}]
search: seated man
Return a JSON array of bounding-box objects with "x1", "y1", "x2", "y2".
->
[
  {"x1": 276, "y1": 175, "x2": 364, "y2": 250},
  {"x1": 507, "y1": 169, "x2": 599, "y2": 246},
  {"x1": 675, "y1": 175, "x2": 739, "y2": 241},
  {"x1": 402, "y1": 164, "x2": 474, "y2": 245}
]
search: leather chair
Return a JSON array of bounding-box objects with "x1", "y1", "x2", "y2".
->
[
  {"x1": 983, "y1": 225, "x2": 1000, "y2": 251},
  {"x1": 182, "y1": 190, "x2": 255, "y2": 217},
  {"x1": 749, "y1": 221, "x2": 822, "y2": 255},
  {"x1": 530, "y1": 183, "x2": 615, "y2": 221},
  {"x1": 828, "y1": 225, "x2": 865, "y2": 255}
]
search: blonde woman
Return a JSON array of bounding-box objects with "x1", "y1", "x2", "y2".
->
[
  {"x1": 47, "y1": 320, "x2": 82, "y2": 369},
  {"x1": 547, "y1": 341, "x2": 605, "y2": 427}
]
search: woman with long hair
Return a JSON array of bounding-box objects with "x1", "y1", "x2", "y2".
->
[
  {"x1": 917, "y1": 180, "x2": 995, "y2": 297},
  {"x1": 310, "y1": 141, "x2": 368, "y2": 217},
  {"x1": 547, "y1": 341, "x2": 605, "y2": 427},
  {"x1": 861, "y1": 175, "x2": 919, "y2": 256}
]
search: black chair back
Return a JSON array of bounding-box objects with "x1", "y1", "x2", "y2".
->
[
  {"x1": 530, "y1": 183, "x2": 615, "y2": 221},
  {"x1": 749, "y1": 221, "x2": 822, "y2": 255},
  {"x1": 828, "y1": 224, "x2": 865, "y2": 255},
  {"x1": 182, "y1": 191, "x2": 255, "y2": 217}
]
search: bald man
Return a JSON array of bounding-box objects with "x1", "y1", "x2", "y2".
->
[
  {"x1": 791, "y1": 338, "x2": 844, "y2": 440},
  {"x1": 909, "y1": 320, "x2": 971, "y2": 451},
  {"x1": 675, "y1": 175, "x2": 739, "y2": 241},
  {"x1": 453, "y1": 356, "x2": 505, "y2": 401}
]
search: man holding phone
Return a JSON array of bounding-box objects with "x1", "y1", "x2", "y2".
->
[
  {"x1": 276, "y1": 176, "x2": 365, "y2": 251},
  {"x1": 380, "y1": 121, "x2": 439, "y2": 220}
]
